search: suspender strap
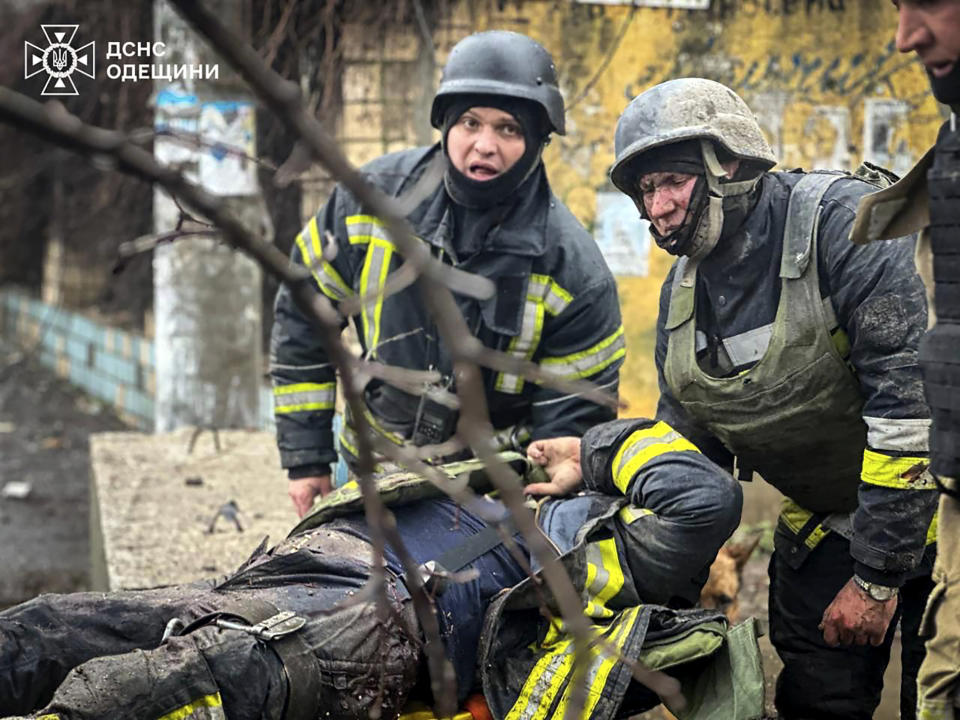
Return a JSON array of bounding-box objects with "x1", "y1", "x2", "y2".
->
[
  {"x1": 180, "y1": 597, "x2": 321, "y2": 720},
  {"x1": 435, "y1": 524, "x2": 508, "y2": 572}
]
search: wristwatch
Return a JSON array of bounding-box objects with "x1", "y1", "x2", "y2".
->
[{"x1": 853, "y1": 574, "x2": 898, "y2": 602}]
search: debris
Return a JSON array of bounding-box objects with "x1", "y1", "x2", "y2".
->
[
  {"x1": 184, "y1": 476, "x2": 204, "y2": 487},
  {"x1": 0, "y1": 422, "x2": 15, "y2": 433},
  {"x1": 207, "y1": 499, "x2": 244, "y2": 533},
  {"x1": 1, "y1": 481, "x2": 33, "y2": 500},
  {"x1": 40, "y1": 436, "x2": 64, "y2": 450}
]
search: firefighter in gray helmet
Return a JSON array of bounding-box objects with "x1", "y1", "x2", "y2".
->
[
  {"x1": 271, "y1": 31, "x2": 624, "y2": 516},
  {"x1": 612, "y1": 77, "x2": 936, "y2": 720},
  {"x1": 851, "y1": 4, "x2": 960, "y2": 718}
]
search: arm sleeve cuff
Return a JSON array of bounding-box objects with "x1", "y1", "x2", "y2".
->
[
  {"x1": 853, "y1": 561, "x2": 905, "y2": 588},
  {"x1": 287, "y1": 464, "x2": 332, "y2": 480}
]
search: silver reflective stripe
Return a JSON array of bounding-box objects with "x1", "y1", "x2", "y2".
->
[
  {"x1": 273, "y1": 383, "x2": 335, "y2": 413},
  {"x1": 615, "y1": 427, "x2": 686, "y2": 477},
  {"x1": 296, "y1": 218, "x2": 352, "y2": 301},
  {"x1": 695, "y1": 296, "x2": 839, "y2": 367},
  {"x1": 346, "y1": 215, "x2": 394, "y2": 247},
  {"x1": 865, "y1": 416, "x2": 931, "y2": 453},
  {"x1": 360, "y1": 241, "x2": 392, "y2": 352},
  {"x1": 586, "y1": 543, "x2": 610, "y2": 598},
  {"x1": 541, "y1": 331, "x2": 626, "y2": 379},
  {"x1": 496, "y1": 298, "x2": 543, "y2": 394}
]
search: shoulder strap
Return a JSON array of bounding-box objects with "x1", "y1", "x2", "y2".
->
[
  {"x1": 664, "y1": 256, "x2": 694, "y2": 330},
  {"x1": 780, "y1": 172, "x2": 847, "y2": 279}
]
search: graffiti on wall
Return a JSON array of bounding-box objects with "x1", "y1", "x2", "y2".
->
[
  {"x1": 625, "y1": 40, "x2": 908, "y2": 102},
  {"x1": 707, "y1": 0, "x2": 845, "y2": 19}
]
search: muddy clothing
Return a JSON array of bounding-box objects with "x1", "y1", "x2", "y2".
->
[
  {"x1": 482, "y1": 418, "x2": 753, "y2": 720},
  {"x1": 271, "y1": 145, "x2": 624, "y2": 478},
  {"x1": 1, "y1": 427, "x2": 749, "y2": 720},
  {"x1": 769, "y1": 532, "x2": 934, "y2": 720},
  {"x1": 656, "y1": 169, "x2": 936, "y2": 718},
  {"x1": 0, "y1": 499, "x2": 517, "y2": 720}
]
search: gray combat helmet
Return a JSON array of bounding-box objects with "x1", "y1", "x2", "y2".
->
[
  {"x1": 430, "y1": 30, "x2": 565, "y2": 136},
  {"x1": 610, "y1": 77, "x2": 776, "y2": 195}
]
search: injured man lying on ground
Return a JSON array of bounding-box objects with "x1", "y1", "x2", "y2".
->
[{"x1": 0, "y1": 418, "x2": 764, "y2": 720}]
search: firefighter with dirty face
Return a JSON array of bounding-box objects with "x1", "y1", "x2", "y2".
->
[
  {"x1": 850, "y1": 3, "x2": 960, "y2": 718},
  {"x1": 610, "y1": 78, "x2": 937, "y2": 720},
  {"x1": 270, "y1": 30, "x2": 624, "y2": 517},
  {"x1": 0, "y1": 422, "x2": 761, "y2": 720}
]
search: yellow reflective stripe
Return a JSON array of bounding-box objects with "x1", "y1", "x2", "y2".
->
[
  {"x1": 505, "y1": 634, "x2": 576, "y2": 720},
  {"x1": 779, "y1": 497, "x2": 814, "y2": 534},
  {"x1": 927, "y1": 509, "x2": 939, "y2": 545},
  {"x1": 339, "y1": 424, "x2": 359, "y2": 457},
  {"x1": 529, "y1": 273, "x2": 573, "y2": 316},
  {"x1": 805, "y1": 523, "x2": 829, "y2": 549},
  {"x1": 358, "y1": 240, "x2": 394, "y2": 354},
  {"x1": 295, "y1": 220, "x2": 352, "y2": 301},
  {"x1": 345, "y1": 214, "x2": 397, "y2": 250},
  {"x1": 584, "y1": 537, "x2": 625, "y2": 619},
  {"x1": 540, "y1": 326, "x2": 626, "y2": 380},
  {"x1": 861, "y1": 449, "x2": 937, "y2": 490},
  {"x1": 618, "y1": 505, "x2": 653, "y2": 525},
  {"x1": 495, "y1": 275, "x2": 573, "y2": 394},
  {"x1": 832, "y1": 328, "x2": 851, "y2": 359},
  {"x1": 273, "y1": 382, "x2": 335, "y2": 414},
  {"x1": 779, "y1": 498, "x2": 829, "y2": 549},
  {"x1": 158, "y1": 693, "x2": 225, "y2": 720},
  {"x1": 610, "y1": 421, "x2": 700, "y2": 494},
  {"x1": 555, "y1": 607, "x2": 641, "y2": 720}
]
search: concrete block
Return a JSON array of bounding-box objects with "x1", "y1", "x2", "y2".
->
[{"x1": 89, "y1": 429, "x2": 294, "y2": 590}]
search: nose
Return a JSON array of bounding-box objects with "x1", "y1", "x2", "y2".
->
[
  {"x1": 646, "y1": 187, "x2": 676, "y2": 221},
  {"x1": 473, "y1": 125, "x2": 497, "y2": 155},
  {"x1": 895, "y1": 6, "x2": 930, "y2": 54}
]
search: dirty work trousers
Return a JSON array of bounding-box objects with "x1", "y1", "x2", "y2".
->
[
  {"x1": 770, "y1": 532, "x2": 934, "y2": 720},
  {"x1": 917, "y1": 477, "x2": 960, "y2": 720},
  {"x1": 0, "y1": 526, "x2": 419, "y2": 720}
]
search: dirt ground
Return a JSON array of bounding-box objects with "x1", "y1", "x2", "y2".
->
[
  {"x1": 0, "y1": 338, "x2": 126, "y2": 607},
  {"x1": 0, "y1": 338, "x2": 908, "y2": 718}
]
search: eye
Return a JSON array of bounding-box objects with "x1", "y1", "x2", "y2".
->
[
  {"x1": 499, "y1": 123, "x2": 522, "y2": 137},
  {"x1": 461, "y1": 116, "x2": 480, "y2": 129}
]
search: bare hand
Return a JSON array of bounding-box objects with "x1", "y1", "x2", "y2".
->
[
  {"x1": 288, "y1": 475, "x2": 332, "y2": 517},
  {"x1": 819, "y1": 577, "x2": 897, "y2": 647},
  {"x1": 525, "y1": 437, "x2": 583, "y2": 496}
]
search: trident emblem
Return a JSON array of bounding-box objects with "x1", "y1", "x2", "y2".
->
[{"x1": 24, "y1": 25, "x2": 95, "y2": 97}]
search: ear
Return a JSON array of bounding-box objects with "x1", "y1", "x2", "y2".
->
[{"x1": 726, "y1": 535, "x2": 761, "y2": 571}]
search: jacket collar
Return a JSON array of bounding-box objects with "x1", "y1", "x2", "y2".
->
[{"x1": 414, "y1": 145, "x2": 550, "y2": 259}]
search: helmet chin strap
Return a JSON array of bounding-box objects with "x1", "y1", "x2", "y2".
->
[{"x1": 681, "y1": 140, "x2": 763, "y2": 268}]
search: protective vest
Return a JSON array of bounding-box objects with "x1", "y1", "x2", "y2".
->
[
  {"x1": 663, "y1": 172, "x2": 866, "y2": 513},
  {"x1": 922, "y1": 124, "x2": 960, "y2": 480}
]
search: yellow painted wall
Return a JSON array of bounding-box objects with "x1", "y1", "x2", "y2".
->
[{"x1": 338, "y1": 1, "x2": 943, "y2": 418}]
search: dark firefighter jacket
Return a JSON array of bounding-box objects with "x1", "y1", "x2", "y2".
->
[
  {"x1": 656, "y1": 169, "x2": 937, "y2": 588},
  {"x1": 271, "y1": 145, "x2": 625, "y2": 477}
]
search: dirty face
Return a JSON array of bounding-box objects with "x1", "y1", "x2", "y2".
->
[
  {"x1": 894, "y1": 0, "x2": 960, "y2": 80},
  {"x1": 637, "y1": 171, "x2": 700, "y2": 237},
  {"x1": 446, "y1": 107, "x2": 526, "y2": 181}
]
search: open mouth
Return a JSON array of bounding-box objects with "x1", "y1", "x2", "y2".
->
[
  {"x1": 928, "y1": 60, "x2": 956, "y2": 78},
  {"x1": 467, "y1": 162, "x2": 500, "y2": 180}
]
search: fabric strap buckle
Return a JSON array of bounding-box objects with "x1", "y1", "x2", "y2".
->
[{"x1": 214, "y1": 610, "x2": 307, "y2": 642}]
